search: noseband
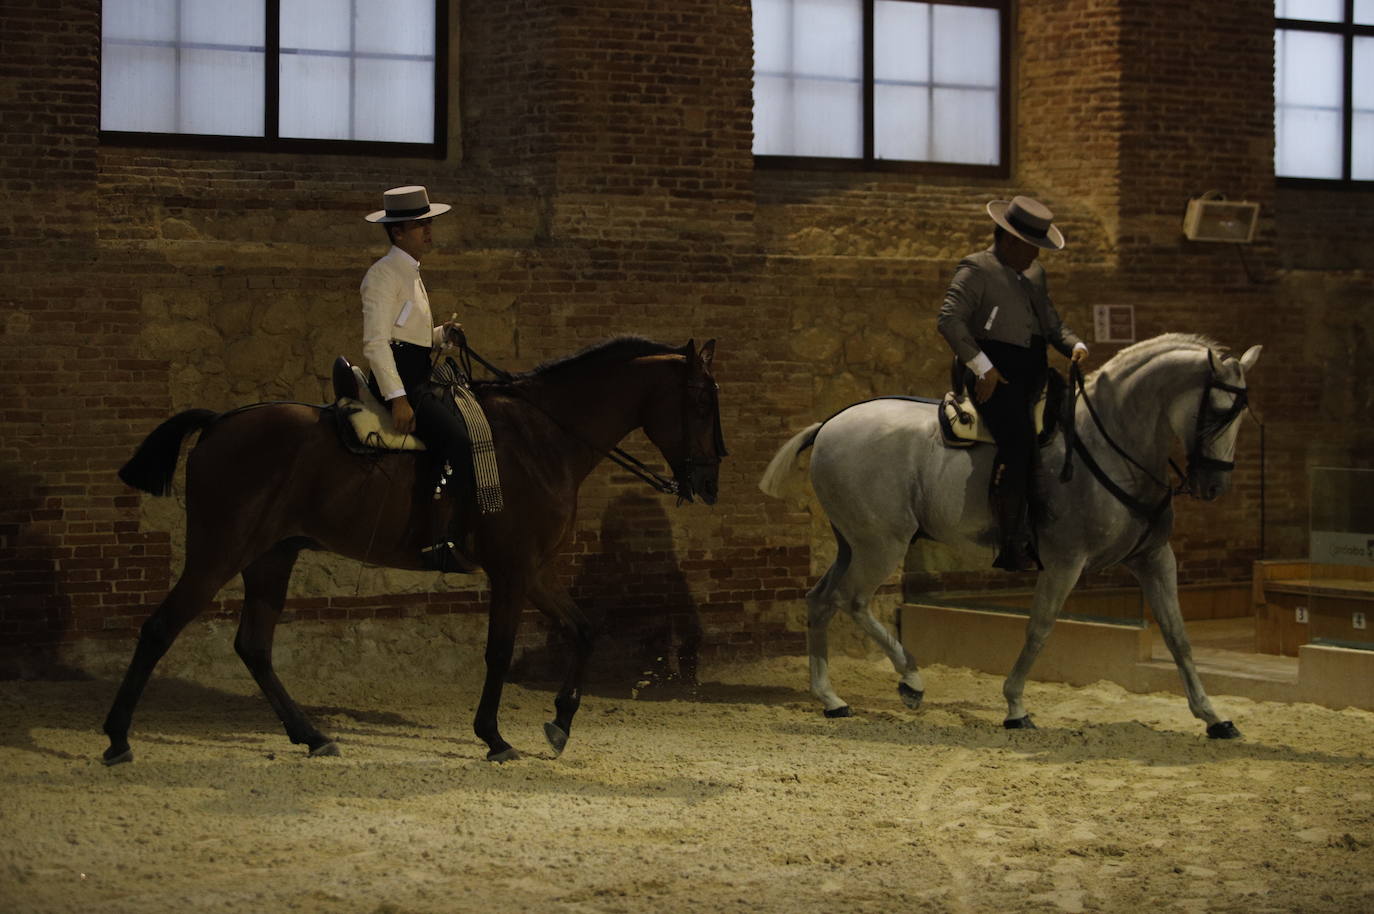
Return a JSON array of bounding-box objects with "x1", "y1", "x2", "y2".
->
[{"x1": 1186, "y1": 350, "x2": 1248, "y2": 477}]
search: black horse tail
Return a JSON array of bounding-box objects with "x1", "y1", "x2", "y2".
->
[{"x1": 118, "y1": 409, "x2": 219, "y2": 496}]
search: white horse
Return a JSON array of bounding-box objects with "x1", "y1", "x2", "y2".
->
[{"x1": 759, "y1": 333, "x2": 1260, "y2": 738}]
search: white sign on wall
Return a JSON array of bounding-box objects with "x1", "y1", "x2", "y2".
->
[{"x1": 1093, "y1": 304, "x2": 1135, "y2": 343}]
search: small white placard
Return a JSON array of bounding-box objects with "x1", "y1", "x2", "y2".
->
[{"x1": 1093, "y1": 304, "x2": 1135, "y2": 343}]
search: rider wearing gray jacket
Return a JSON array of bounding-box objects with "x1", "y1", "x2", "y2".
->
[{"x1": 938, "y1": 196, "x2": 1088, "y2": 571}]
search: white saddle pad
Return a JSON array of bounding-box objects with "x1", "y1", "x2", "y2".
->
[{"x1": 941, "y1": 391, "x2": 1047, "y2": 446}]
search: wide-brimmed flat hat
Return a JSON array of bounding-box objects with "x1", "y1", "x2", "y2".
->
[
  {"x1": 987, "y1": 195, "x2": 1065, "y2": 250},
  {"x1": 365, "y1": 185, "x2": 452, "y2": 223}
]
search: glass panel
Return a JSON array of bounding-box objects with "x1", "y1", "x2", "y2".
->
[
  {"x1": 874, "y1": 83, "x2": 929, "y2": 160},
  {"x1": 1306, "y1": 468, "x2": 1374, "y2": 651},
  {"x1": 790, "y1": 76, "x2": 863, "y2": 157},
  {"x1": 181, "y1": 0, "x2": 264, "y2": 48},
  {"x1": 179, "y1": 47, "x2": 264, "y2": 136},
  {"x1": 875, "y1": 1, "x2": 930, "y2": 85},
  {"x1": 281, "y1": 0, "x2": 352, "y2": 53},
  {"x1": 102, "y1": 0, "x2": 177, "y2": 42},
  {"x1": 1274, "y1": 0, "x2": 1345, "y2": 21},
  {"x1": 932, "y1": 3, "x2": 999, "y2": 88},
  {"x1": 101, "y1": 43, "x2": 177, "y2": 131},
  {"x1": 752, "y1": 0, "x2": 861, "y2": 157},
  {"x1": 356, "y1": 0, "x2": 434, "y2": 56},
  {"x1": 354, "y1": 57, "x2": 434, "y2": 143},
  {"x1": 931, "y1": 86, "x2": 998, "y2": 164},
  {"x1": 1358, "y1": 0, "x2": 1374, "y2": 25},
  {"x1": 279, "y1": 53, "x2": 351, "y2": 139},
  {"x1": 1275, "y1": 29, "x2": 1344, "y2": 178},
  {"x1": 1356, "y1": 38, "x2": 1374, "y2": 180}
]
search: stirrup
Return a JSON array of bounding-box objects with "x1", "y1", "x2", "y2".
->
[{"x1": 420, "y1": 541, "x2": 480, "y2": 574}]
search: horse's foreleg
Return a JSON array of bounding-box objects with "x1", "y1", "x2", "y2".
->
[
  {"x1": 235, "y1": 543, "x2": 337, "y2": 757},
  {"x1": 1002, "y1": 562, "x2": 1083, "y2": 728},
  {"x1": 475, "y1": 578, "x2": 526, "y2": 762},
  {"x1": 101, "y1": 570, "x2": 228, "y2": 765},
  {"x1": 528, "y1": 576, "x2": 601, "y2": 757},
  {"x1": 1125, "y1": 545, "x2": 1239, "y2": 739}
]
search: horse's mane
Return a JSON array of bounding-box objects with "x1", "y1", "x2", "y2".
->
[
  {"x1": 1093, "y1": 332, "x2": 1225, "y2": 382},
  {"x1": 471, "y1": 335, "x2": 682, "y2": 390}
]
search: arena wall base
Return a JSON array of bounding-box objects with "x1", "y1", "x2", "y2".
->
[
  {"x1": 899, "y1": 603, "x2": 1152, "y2": 689},
  {"x1": 1298, "y1": 643, "x2": 1374, "y2": 711},
  {"x1": 900, "y1": 603, "x2": 1374, "y2": 711}
]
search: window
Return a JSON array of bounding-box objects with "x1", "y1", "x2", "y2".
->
[
  {"x1": 751, "y1": 0, "x2": 1008, "y2": 173},
  {"x1": 1275, "y1": 0, "x2": 1374, "y2": 182},
  {"x1": 100, "y1": 0, "x2": 446, "y2": 155}
]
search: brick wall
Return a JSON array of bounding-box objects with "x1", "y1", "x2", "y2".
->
[{"x1": 1, "y1": 0, "x2": 1371, "y2": 679}]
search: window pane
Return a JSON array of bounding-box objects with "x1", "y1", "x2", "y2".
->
[
  {"x1": 1356, "y1": 37, "x2": 1374, "y2": 179},
  {"x1": 279, "y1": 53, "x2": 351, "y2": 139},
  {"x1": 1275, "y1": 0, "x2": 1344, "y2": 22},
  {"x1": 354, "y1": 57, "x2": 434, "y2": 143},
  {"x1": 932, "y1": 4, "x2": 999, "y2": 88},
  {"x1": 179, "y1": 48, "x2": 265, "y2": 136},
  {"x1": 102, "y1": 0, "x2": 176, "y2": 42},
  {"x1": 752, "y1": 0, "x2": 862, "y2": 157},
  {"x1": 875, "y1": 1, "x2": 929, "y2": 84},
  {"x1": 101, "y1": 43, "x2": 177, "y2": 131},
  {"x1": 1275, "y1": 29, "x2": 1343, "y2": 177},
  {"x1": 282, "y1": 0, "x2": 352, "y2": 53},
  {"x1": 932, "y1": 87, "x2": 998, "y2": 165},
  {"x1": 1358, "y1": 0, "x2": 1374, "y2": 25},
  {"x1": 182, "y1": 0, "x2": 264, "y2": 48},
  {"x1": 874, "y1": 83, "x2": 929, "y2": 160},
  {"x1": 356, "y1": 0, "x2": 434, "y2": 56}
]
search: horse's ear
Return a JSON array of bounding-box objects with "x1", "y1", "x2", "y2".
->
[
  {"x1": 1239, "y1": 344, "x2": 1262, "y2": 372},
  {"x1": 683, "y1": 338, "x2": 696, "y2": 360},
  {"x1": 699, "y1": 338, "x2": 716, "y2": 370}
]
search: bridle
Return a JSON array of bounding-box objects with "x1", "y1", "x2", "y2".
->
[
  {"x1": 457, "y1": 340, "x2": 724, "y2": 503},
  {"x1": 1060, "y1": 352, "x2": 1249, "y2": 529}
]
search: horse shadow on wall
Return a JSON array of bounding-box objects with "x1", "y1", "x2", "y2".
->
[{"x1": 511, "y1": 491, "x2": 702, "y2": 693}]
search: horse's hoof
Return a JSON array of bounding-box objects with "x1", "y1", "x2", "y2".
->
[
  {"x1": 102, "y1": 747, "x2": 133, "y2": 767},
  {"x1": 308, "y1": 741, "x2": 341, "y2": 758},
  {"x1": 897, "y1": 683, "x2": 924, "y2": 710},
  {"x1": 1003, "y1": 715, "x2": 1036, "y2": 730},
  {"x1": 823, "y1": 705, "x2": 853, "y2": 719},
  {"x1": 544, "y1": 722, "x2": 569, "y2": 757},
  {"x1": 487, "y1": 746, "x2": 522, "y2": 763},
  {"x1": 1206, "y1": 720, "x2": 1242, "y2": 740}
]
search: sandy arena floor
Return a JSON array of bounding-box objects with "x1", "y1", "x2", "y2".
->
[{"x1": 2, "y1": 655, "x2": 1372, "y2": 913}]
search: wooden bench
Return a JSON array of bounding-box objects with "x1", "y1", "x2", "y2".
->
[{"x1": 1253, "y1": 560, "x2": 1374, "y2": 656}]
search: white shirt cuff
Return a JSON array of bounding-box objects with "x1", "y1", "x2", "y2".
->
[
  {"x1": 383, "y1": 387, "x2": 406, "y2": 402},
  {"x1": 967, "y1": 351, "x2": 994, "y2": 378},
  {"x1": 1073, "y1": 342, "x2": 1088, "y2": 354}
]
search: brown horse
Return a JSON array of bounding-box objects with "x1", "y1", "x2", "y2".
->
[{"x1": 103, "y1": 337, "x2": 724, "y2": 763}]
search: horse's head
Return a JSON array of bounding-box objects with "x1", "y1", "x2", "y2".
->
[
  {"x1": 1177, "y1": 344, "x2": 1261, "y2": 501},
  {"x1": 643, "y1": 339, "x2": 726, "y2": 505}
]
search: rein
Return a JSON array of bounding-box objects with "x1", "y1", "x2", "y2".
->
[{"x1": 458, "y1": 339, "x2": 688, "y2": 500}]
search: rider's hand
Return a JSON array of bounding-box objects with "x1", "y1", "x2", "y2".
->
[
  {"x1": 441, "y1": 320, "x2": 464, "y2": 348},
  {"x1": 389, "y1": 395, "x2": 416, "y2": 434},
  {"x1": 1071, "y1": 345, "x2": 1089, "y2": 365},
  {"x1": 975, "y1": 366, "x2": 1006, "y2": 404}
]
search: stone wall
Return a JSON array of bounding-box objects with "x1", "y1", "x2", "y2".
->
[{"x1": 1, "y1": 0, "x2": 1371, "y2": 679}]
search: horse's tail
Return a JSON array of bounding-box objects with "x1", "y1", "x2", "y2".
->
[
  {"x1": 758, "y1": 422, "x2": 823, "y2": 499},
  {"x1": 118, "y1": 408, "x2": 219, "y2": 496}
]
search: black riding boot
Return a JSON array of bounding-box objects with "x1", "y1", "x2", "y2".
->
[{"x1": 990, "y1": 466, "x2": 1041, "y2": 573}]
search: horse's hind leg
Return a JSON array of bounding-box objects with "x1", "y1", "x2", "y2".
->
[
  {"x1": 102, "y1": 567, "x2": 232, "y2": 765},
  {"x1": 527, "y1": 574, "x2": 602, "y2": 757},
  {"x1": 1126, "y1": 544, "x2": 1238, "y2": 739},
  {"x1": 235, "y1": 541, "x2": 338, "y2": 757},
  {"x1": 809, "y1": 529, "x2": 918, "y2": 716}
]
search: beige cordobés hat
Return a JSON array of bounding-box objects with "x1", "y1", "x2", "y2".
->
[
  {"x1": 365, "y1": 185, "x2": 452, "y2": 223},
  {"x1": 986, "y1": 195, "x2": 1065, "y2": 250}
]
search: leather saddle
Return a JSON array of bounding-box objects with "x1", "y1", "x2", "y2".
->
[
  {"x1": 331, "y1": 356, "x2": 426, "y2": 453},
  {"x1": 937, "y1": 358, "x2": 1064, "y2": 449}
]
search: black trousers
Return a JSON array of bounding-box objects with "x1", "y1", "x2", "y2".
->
[
  {"x1": 964, "y1": 337, "x2": 1048, "y2": 554},
  {"x1": 375, "y1": 341, "x2": 474, "y2": 493}
]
